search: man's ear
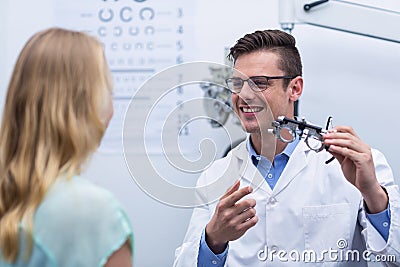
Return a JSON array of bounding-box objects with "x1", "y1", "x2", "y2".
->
[{"x1": 288, "y1": 76, "x2": 303, "y2": 102}]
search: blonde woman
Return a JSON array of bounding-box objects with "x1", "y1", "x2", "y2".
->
[{"x1": 0, "y1": 28, "x2": 133, "y2": 267}]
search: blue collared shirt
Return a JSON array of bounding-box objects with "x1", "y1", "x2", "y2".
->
[
  {"x1": 247, "y1": 136, "x2": 299, "y2": 190},
  {"x1": 197, "y1": 137, "x2": 391, "y2": 266}
]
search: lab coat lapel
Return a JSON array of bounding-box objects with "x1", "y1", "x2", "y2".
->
[
  {"x1": 272, "y1": 140, "x2": 309, "y2": 195},
  {"x1": 233, "y1": 141, "x2": 272, "y2": 195}
]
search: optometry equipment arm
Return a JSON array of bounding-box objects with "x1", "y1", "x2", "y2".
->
[
  {"x1": 269, "y1": 116, "x2": 329, "y2": 152},
  {"x1": 279, "y1": 0, "x2": 400, "y2": 44}
]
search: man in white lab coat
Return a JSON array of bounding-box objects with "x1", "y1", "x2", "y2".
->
[{"x1": 174, "y1": 29, "x2": 400, "y2": 266}]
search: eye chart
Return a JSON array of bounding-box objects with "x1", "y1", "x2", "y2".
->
[{"x1": 55, "y1": 0, "x2": 196, "y2": 154}]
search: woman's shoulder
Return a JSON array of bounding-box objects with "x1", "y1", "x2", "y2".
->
[
  {"x1": 32, "y1": 176, "x2": 133, "y2": 267},
  {"x1": 35, "y1": 175, "x2": 128, "y2": 228},
  {"x1": 45, "y1": 175, "x2": 115, "y2": 202}
]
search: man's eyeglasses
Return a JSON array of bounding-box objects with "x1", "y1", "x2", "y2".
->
[{"x1": 225, "y1": 75, "x2": 296, "y2": 94}]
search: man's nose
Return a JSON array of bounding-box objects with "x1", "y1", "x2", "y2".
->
[{"x1": 238, "y1": 80, "x2": 255, "y2": 100}]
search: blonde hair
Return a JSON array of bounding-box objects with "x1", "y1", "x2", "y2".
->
[{"x1": 0, "y1": 28, "x2": 113, "y2": 262}]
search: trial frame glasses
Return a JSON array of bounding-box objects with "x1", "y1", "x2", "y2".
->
[{"x1": 225, "y1": 75, "x2": 296, "y2": 94}]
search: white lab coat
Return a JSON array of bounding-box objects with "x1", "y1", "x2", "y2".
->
[{"x1": 174, "y1": 140, "x2": 400, "y2": 266}]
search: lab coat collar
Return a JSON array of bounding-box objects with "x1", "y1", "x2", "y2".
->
[
  {"x1": 230, "y1": 141, "x2": 269, "y2": 193},
  {"x1": 271, "y1": 140, "x2": 308, "y2": 196},
  {"x1": 231, "y1": 138, "x2": 311, "y2": 195}
]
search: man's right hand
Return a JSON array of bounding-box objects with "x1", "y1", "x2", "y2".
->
[{"x1": 205, "y1": 180, "x2": 258, "y2": 254}]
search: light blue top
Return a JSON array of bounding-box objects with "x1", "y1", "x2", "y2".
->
[
  {"x1": 0, "y1": 176, "x2": 133, "y2": 267},
  {"x1": 198, "y1": 137, "x2": 390, "y2": 267}
]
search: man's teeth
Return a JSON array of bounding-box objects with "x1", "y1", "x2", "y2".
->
[{"x1": 242, "y1": 107, "x2": 262, "y2": 112}]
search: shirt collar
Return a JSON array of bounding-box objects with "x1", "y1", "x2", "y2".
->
[{"x1": 246, "y1": 135, "x2": 300, "y2": 161}]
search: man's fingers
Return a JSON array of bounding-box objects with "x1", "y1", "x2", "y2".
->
[
  {"x1": 238, "y1": 215, "x2": 258, "y2": 232},
  {"x1": 224, "y1": 186, "x2": 253, "y2": 207},
  {"x1": 221, "y1": 180, "x2": 241, "y2": 200},
  {"x1": 233, "y1": 207, "x2": 257, "y2": 225},
  {"x1": 234, "y1": 198, "x2": 256, "y2": 213},
  {"x1": 327, "y1": 145, "x2": 355, "y2": 161},
  {"x1": 219, "y1": 181, "x2": 254, "y2": 211},
  {"x1": 324, "y1": 132, "x2": 354, "y2": 144},
  {"x1": 326, "y1": 148, "x2": 344, "y2": 164},
  {"x1": 329, "y1": 126, "x2": 358, "y2": 138},
  {"x1": 324, "y1": 127, "x2": 369, "y2": 154},
  {"x1": 325, "y1": 138, "x2": 360, "y2": 152}
]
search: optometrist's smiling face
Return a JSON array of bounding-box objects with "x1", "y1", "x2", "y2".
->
[{"x1": 231, "y1": 50, "x2": 303, "y2": 135}]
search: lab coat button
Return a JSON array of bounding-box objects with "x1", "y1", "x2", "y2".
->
[{"x1": 268, "y1": 197, "x2": 277, "y2": 205}]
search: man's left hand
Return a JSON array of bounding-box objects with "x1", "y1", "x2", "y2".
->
[{"x1": 323, "y1": 126, "x2": 388, "y2": 213}]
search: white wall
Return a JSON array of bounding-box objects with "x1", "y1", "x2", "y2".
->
[
  {"x1": 0, "y1": 1, "x2": 399, "y2": 266},
  {"x1": 0, "y1": 0, "x2": 9, "y2": 111}
]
